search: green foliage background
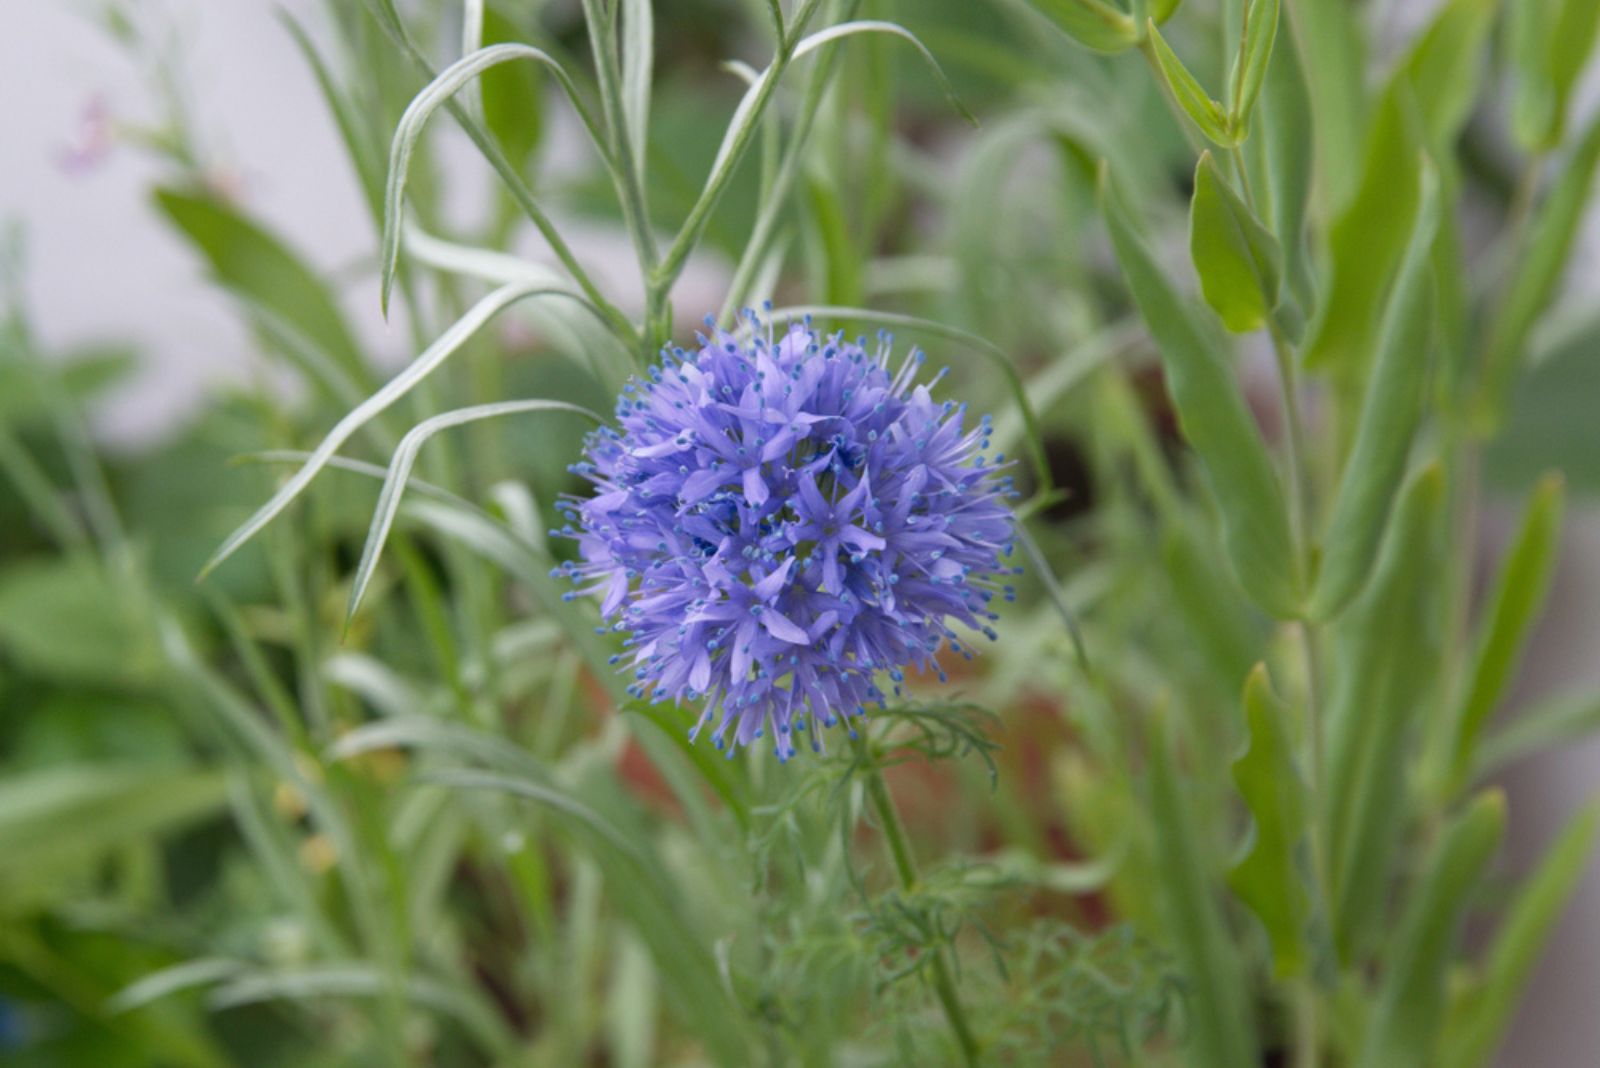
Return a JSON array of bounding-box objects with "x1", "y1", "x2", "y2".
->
[{"x1": 2, "y1": 0, "x2": 1599, "y2": 1065}]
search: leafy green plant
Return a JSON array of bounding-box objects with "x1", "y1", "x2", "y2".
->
[{"x1": 3, "y1": 1, "x2": 1599, "y2": 1065}]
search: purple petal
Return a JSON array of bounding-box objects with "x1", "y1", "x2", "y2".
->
[{"x1": 761, "y1": 608, "x2": 809, "y2": 645}]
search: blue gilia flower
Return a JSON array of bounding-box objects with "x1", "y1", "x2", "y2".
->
[{"x1": 555, "y1": 311, "x2": 1018, "y2": 761}]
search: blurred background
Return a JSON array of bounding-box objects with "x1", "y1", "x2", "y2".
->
[{"x1": 2, "y1": 1, "x2": 1597, "y2": 1064}]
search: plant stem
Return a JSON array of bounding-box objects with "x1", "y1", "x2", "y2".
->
[{"x1": 852, "y1": 733, "x2": 981, "y2": 1066}]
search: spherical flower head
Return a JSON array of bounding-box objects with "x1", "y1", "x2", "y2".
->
[{"x1": 556, "y1": 311, "x2": 1019, "y2": 761}]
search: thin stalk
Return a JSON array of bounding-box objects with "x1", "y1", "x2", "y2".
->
[
  {"x1": 852, "y1": 733, "x2": 981, "y2": 1066},
  {"x1": 1136, "y1": 49, "x2": 1331, "y2": 1062},
  {"x1": 721, "y1": 0, "x2": 866, "y2": 320},
  {"x1": 1136, "y1": 38, "x2": 1209, "y2": 158},
  {"x1": 652, "y1": 0, "x2": 824, "y2": 296},
  {"x1": 366, "y1": 0, "x2": 639, "y2": 348},
  {"x1": 580, "y1": 0, "x2": 659, "y2": 276}
]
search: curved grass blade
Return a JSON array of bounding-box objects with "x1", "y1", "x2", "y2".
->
[
  {"x1": 790, "y1": 21, "x2": 975, "y2": 126},
  {"x1": 381, "y1": 44, "x2": 610, "y2": 314},
  {"x1": 346, "y1": 400, "x2": 602, "y2": 625},
  {"x1": 420, "y1": 769, "x2": 648, "y2": 864},
  {"x1": 200, "y1": 283, "x2": 585, "y2": 579},
  {"x1": 208, "y1": 964, "x2": 515, "y2": 1057},
  {"x1": 109, "y1": 960, "x2": 250, "y2": 1014}
]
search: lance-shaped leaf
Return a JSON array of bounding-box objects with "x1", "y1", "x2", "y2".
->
[
  {"x1": 1229, "y1": 0, "x2": 1280, "y2": 131},
  {"x1": 1509, "y1": 0, "x2": 1600, "y2": 150},
  {"x1": 1310, "y1": 162, "x2": 1441, "y2": 620},
  {"x1": 1189, "y1": 152, "x2": 1282, "y2": 333},
  {"x1": 1258, "y1": 11, "x2": 1315, "y2": 318},
  {"x1": 1146, "y1": 708, "x2": 1261, "y2": 1067},
  {"x1": 381, "y1": 44, "x2": 607, "y2": 314},
  {"x1": 479, "y1": 7, "x2": 546, "y2": 171},
  {"x1": 1307, "y1": 0, "x2": 1495, "y2": 375},
  {"x1": 1448, "y1": 473, "x2": 1565, "y2": 785},
  {"x1": 155, "y1": 188, "x2": 369, "y2": 388},
  {"x1": 1356, "y1": 790, "x2": 1506, "y2": 1068},
  {"x1": 1440, "y1": 801, "x2": 1600, "y2": 1068},
  {"x1": 1324, "y1": 465, "x2": 1448, "y2": 958},
  {"x1": 1148, "y1": 22, "x2": 1234, "y2": 146},
  {"x1": 1025, "y1": 0, "x2": 1139, "y2": 54},
  {"x1": 620, "y1": 0, "x2": 653, "y2": 175},
  {"x1": 199, "y1": 283, "x2": 597, "y2": 578},
  {"x1": 345, "y1": 400, "x2": 603, "y2": 625},
  {"x1": 1476, "y1": 112, "x2": 1600, "y2": 429},
  {"x1": 1474, "y1": 690, "x2": 1600, "y2": 781},
  {"x1": 1228, "y1": 664, "x2": 1311, "y2": 977},
  {"x1": 1100, "y1": 164, "x2": 1302, "y2": 618}
]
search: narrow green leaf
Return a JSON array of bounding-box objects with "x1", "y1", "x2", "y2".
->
[
  {"x1": 1258, "y1": 14, "x2": 1315, "y2": 316},
  {"x1": 1356, "y1": 790, "x2": 1506, "y2": 1068},
  {"x1": 1228, "y1": 664, "x2": 1311, "y2": 977},
  {"x1": 1023, "y1": 0, "x2": 1139, "y2": 54},
  {"x1": 1189, "y1": 152, "x2": 1282, "y2": 332},
  {"x1": 1474, "y1": 690, "x2": 1600, "y2": 780},
  {"x1": 200, "y1": 283, "x2": 588, "y2": 578},
  {"x1": 1510, "y1": 0, "x2": 1600, "y2": 150},
  {"x1": 1307, "y1": 0, "x2": 1495, "y2": 374},
  {"x1": 1146, "y1": 708, "x2": 1260, "y2": 1067},
  {"x1": 1476, "y1": 112, "x2": 1600, "y2": 428},
  {"x1": 790, "y1": 21, "x2": 974, "y2": 125},
  {"x1": 1230, "y1": 0, "x2": 1280, "y2": 130},
  {"x1": 620, "y1": 0, "x2": 653, "y2": 172},
  {"x1": 154, "y1": 187, "x2": 368, "y2": 385},
  {"x1": 1152, "y1": 0, "x2": 1184, "y2": 23},
  {"x1": 1449, "y1": 473, "x2": 1566, "y2": 783},
  {"x1": 1310, "y1": 163, "x2": 1441, "y2": 620},
  {"x1": 208, "y1": 964, "x2": 516, "y2": 1056},
  {"x1": 1324, "y1": 465, "x2": 1448, "y2": 958},
  {"x1": 420, "y1": 769, "x2": 648, "y2": 865},
  {"x1": 1161, "y1": 519, "x2": 1264, "y2": 690},
  {"x1": 381, "y1": 44, "x2": 605, "y2": 314},
  {"x1": 0, "y1": 766, "x2": 227, "y2": 888},
  {"x1": 1147, "y1": 23, "x2": 1235, "y2": 146},
  {"x1": 345, "y1": 399, "x2": 601, "y2": 624},
  {"x1": 479, "y1": 6, "x2": 546, "y2": 170},
  {"x1": 1293, "y1": 0, "x2": 1367, "y2": 208},
  {"x1": 109, "y1": 960, "x2": 249, "y2": 1015},
  {"x1": 430, "y1": 768, "x2": 751, "y2": 1065},
  {"x1": 1441, "y1": 801, "x2": 1600, "y2": 1068},
  {"x1": 1100, "y1": 165, "x2": 1302, "y2": 618},
  {"x1": 279, "y1": 12, "x2": 386, "y2": 228}
]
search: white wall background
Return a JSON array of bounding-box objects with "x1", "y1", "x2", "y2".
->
[{"x1": 0, "y1": 2, "x2": 1596, "y2": 1063}]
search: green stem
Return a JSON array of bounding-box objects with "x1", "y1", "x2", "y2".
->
[
  {"x1": 580, "y1": 0, "x2": 659, "y2": 274},
  {"x1": 853, "y1": 733, "x2": 981, "y2": 1066},
  {"x1": 653, "y1": 0, "x2": 825, "y2": 295}
]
